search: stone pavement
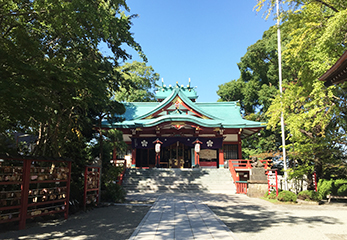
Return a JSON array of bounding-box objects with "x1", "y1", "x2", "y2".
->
[
  {"x1": 129, "y1": 195, "x2": 239, "y2": 240},
  {"x1": 128, "y1": 192, "x2": 347, "y2": 240},
  {"x1": 1, "y1": 192, "x2": 347, "y2": 240}
]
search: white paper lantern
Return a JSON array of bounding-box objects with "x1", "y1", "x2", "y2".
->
[
  {"x1": 195, "y1": 143, "x2": 200, "y2": 153},
  {"x1": 155, "y1": 143, "x2": 161, "y2": 153}
]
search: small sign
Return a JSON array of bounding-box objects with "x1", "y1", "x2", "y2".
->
[{"x1": 199, "y1": 149, "x2": 217, "y2": 160}]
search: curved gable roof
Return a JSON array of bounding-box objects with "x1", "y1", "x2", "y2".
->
[
  {"x1": 132, "y1": 88, "x2": 221, "y2": 121},
  {"x1": 102, "y1": 84, "x2": 265, "y2": 132}
]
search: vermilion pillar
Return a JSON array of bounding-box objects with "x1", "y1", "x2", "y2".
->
[
  {"x1": 238, "y1": 133, "x2": 242, "y2": 159},
  {"x1": 194, "y1": 151, "x2": 200, "y2": 166},
  {"x1": 131, "y1": 149, "x2": 136, "y2": 168},
  {"x1": 219, "y1": 149, "x2": 224, "y2": 168}
]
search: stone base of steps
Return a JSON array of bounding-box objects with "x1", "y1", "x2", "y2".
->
[{"x1": 122, "y1": 168, "x2": 236, "y2": 194}]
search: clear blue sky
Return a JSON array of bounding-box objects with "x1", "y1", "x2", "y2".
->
[{"x1": 100, "y1": 0, "x2": 275, "y2": 102}]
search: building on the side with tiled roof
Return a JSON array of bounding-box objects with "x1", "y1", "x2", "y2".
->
[
  {"x1": 102, "y1": 80, "x2": 265, "y2": 168},
  {"x1": 320, "y1": 50, "x2": 347, "y2": 87}
]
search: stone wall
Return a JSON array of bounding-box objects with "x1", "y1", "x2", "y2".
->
[{"x1": 247, "y1": 180, "x2": 268, "y2": 198}]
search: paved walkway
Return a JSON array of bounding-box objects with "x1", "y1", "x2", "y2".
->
[
  {"x1": 129, "y1": 195, "x2": 239, "y2": 240},
  {"x1": 1, "y1": 192, "x2": 347, "y2": 239}
]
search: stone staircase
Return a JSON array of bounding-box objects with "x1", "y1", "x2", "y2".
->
[{"x1": 122, "y1": 168, "x2": 236, "y2": 194}]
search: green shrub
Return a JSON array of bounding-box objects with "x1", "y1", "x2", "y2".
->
[
  {"x1": 334, "y1": 179, "x2": 347, "y2": 196},
  {"x1": 317, "y1": 179, "x2": 333, "y2": 199},
  {"x1": 337, "y1": 184, "x2": 347, "y2": 196},
  {"x1": 318, "y1": 179, "x2": 347, "y2": 198},
  {"x1": 298, "y1": 190, "x2": 321, "y2": 201},
  {"x1": 102, "y1": 183, "x2": 126, "y2": 202},
  {"x1": 267, "y1": 190, "x2": 278, "y2": 199},
  {"x1": 334, "y1": 179, "x2": 347, "y2": 186},
  {"x1": 277, "y1": 190, "x2": 297, "y2": 202},
  {"x1": 101, "y1": 165, "x2": 126, "y2": 203}
]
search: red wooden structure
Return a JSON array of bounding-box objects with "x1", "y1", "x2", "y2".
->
[
  {"x1": 83, "y1": 166, "x2": 100, "y2": 209},
  {"x1": 0, "y1": 156, "x2": 71, "y2": 230},
  {"x1": 313, "y1": 172, "x2": 317, "y2": 192},
  {"x1": 266, "y1": 169, "x2": 278, "y2": 196},
  {"x1": 199, "y1": 161, "x2": 217, "y2": 167},
  {"x1": 228, "y1": 159, "x2": 271, "y2": 194},
  {"x1": 235, "y1": 181, "x2": 248, "y2": 194}
]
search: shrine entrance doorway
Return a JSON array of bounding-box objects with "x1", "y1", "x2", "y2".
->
[
  {"x1": 161, "y1": 141, "x2": 192, "y2": 168},
  {"x1": 135, "y1": 148, "x2": 156, "y2": 168}
]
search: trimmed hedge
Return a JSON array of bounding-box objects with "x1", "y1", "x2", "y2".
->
[
  {"x1": 298, "y1": 190, "x2": 321, "y2": 201},
  {"x1": 277, "y1": 190, "x2": 297, "y2": 202},
  {"x1": 318, "y1": 179, "x2": 347, "y2": 199}
]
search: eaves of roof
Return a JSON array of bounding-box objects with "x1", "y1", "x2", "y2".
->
[{"x1": 102, "y1": 114, "x2": 264, "y2": 129}]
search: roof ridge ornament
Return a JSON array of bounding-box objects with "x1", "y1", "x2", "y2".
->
[{"x1": 155, "y1": 79, "x2": 198, "y2": 101}]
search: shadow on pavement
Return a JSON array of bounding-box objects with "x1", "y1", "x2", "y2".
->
[{"x1": 0, "y1": 205, "x2": 150, "y2": 240}]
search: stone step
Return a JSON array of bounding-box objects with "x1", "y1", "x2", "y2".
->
[{"x1": 122, "y1": 168, "x2": 235, "y2": 194}]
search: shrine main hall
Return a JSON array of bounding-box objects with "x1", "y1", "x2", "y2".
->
[{"x1": 102, "y1": 81, "x2": 264, "y2": 168}]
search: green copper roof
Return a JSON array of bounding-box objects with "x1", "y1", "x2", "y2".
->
[{"x1": 102, "y1": 83, "x2": 265, "y2": 131}]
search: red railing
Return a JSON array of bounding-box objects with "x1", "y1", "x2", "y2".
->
[
  {"x1": 235, "y1": 181, "x2": 248, "y2": 194},
  {"x1": 228, "y1": 160, "x2": 240, "y2": 182},
  {"x1": 228, "y1": 159, "x2": 271, "y2": 170},
  {"x1": 228, "y1": 159, "x2": 272, "y2": 194}
]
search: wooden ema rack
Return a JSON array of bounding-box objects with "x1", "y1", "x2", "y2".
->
[
  {"x1": 0, "y1": 156, "x2": 72, "y2": 229},
  {"x1": 83, "y1": 166, "x2": 100, "y2": 210}
]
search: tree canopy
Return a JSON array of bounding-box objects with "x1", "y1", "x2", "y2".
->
[
  {"x1": 262, "y1": 0, "x2": 347, "y2": 180},
  {"x1": 219, "y1": 0, "x2": 346, "y2": 181},
  {"x1": 114, "y1": 61, "x2": 160, "y2": 102},
  {"x1": 0, "y1": 0, "x2": 150, "y2": 157},
  {"x1": 217, "y1": 26, "x2": 288, "y2": 159}
]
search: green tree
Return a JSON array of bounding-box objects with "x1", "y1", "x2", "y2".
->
[
  {"x1": 0, "y1": 0, "x2": 149, "y2": 207},
  {"x1": 218, "y1": 26, "x2": 286, "y2": 116},
  {"x1": 217, "y1": 26, "x2": 290, "y2": 160},
  {"x1": 257, "y1": 0, "x2": 347, "y2": 183},
  {"x1": 0, "y1": 0, "x2": 144, "y2": 157},
  {"x1": 114, "y1": 61, "x2": 160, "y2": 102}
]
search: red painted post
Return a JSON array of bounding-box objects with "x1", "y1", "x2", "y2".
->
[
  {"x1": 83, "y1": 166, "x2": 88, "y2": 210},
  {"x1": 246, "y1": 160, "x2": 252, "y2": 169},
  {"x1": 219, "y1": 149, "x2": 224, "y2": 168},
  {"x1": 266, "y1": 172, "x2": 271, "y2": 195},
  {"x1": 131, "y1": 149, "x2": 136, "y2": 167},
  {"x1": 267, "y1": 169, "x2": 278, "y2": 197},
  {"x1": 194, "y1": 151, "x2": 200, "y2": 166},
  {"x1": 19, "y1": 159, "x2": 30, "y2": 230},
  {"x1": 275, "y1": 170, "x2": 278, "y2": 197},
  {"x1": 64, "y1": 161, "x2": 72, "y2": 219}
]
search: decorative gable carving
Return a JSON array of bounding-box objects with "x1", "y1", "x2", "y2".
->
[{"x1": 143, "y1": 96, "x2": 211, "y2": 120}]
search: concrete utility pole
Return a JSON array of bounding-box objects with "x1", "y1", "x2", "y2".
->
[{"x1": 276, "y1": 0, "x2": 288, "y2": 190}]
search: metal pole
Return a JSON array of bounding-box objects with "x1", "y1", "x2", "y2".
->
[{"x1": 276, "y1": 0, "x2": 288, "y2": 190}]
